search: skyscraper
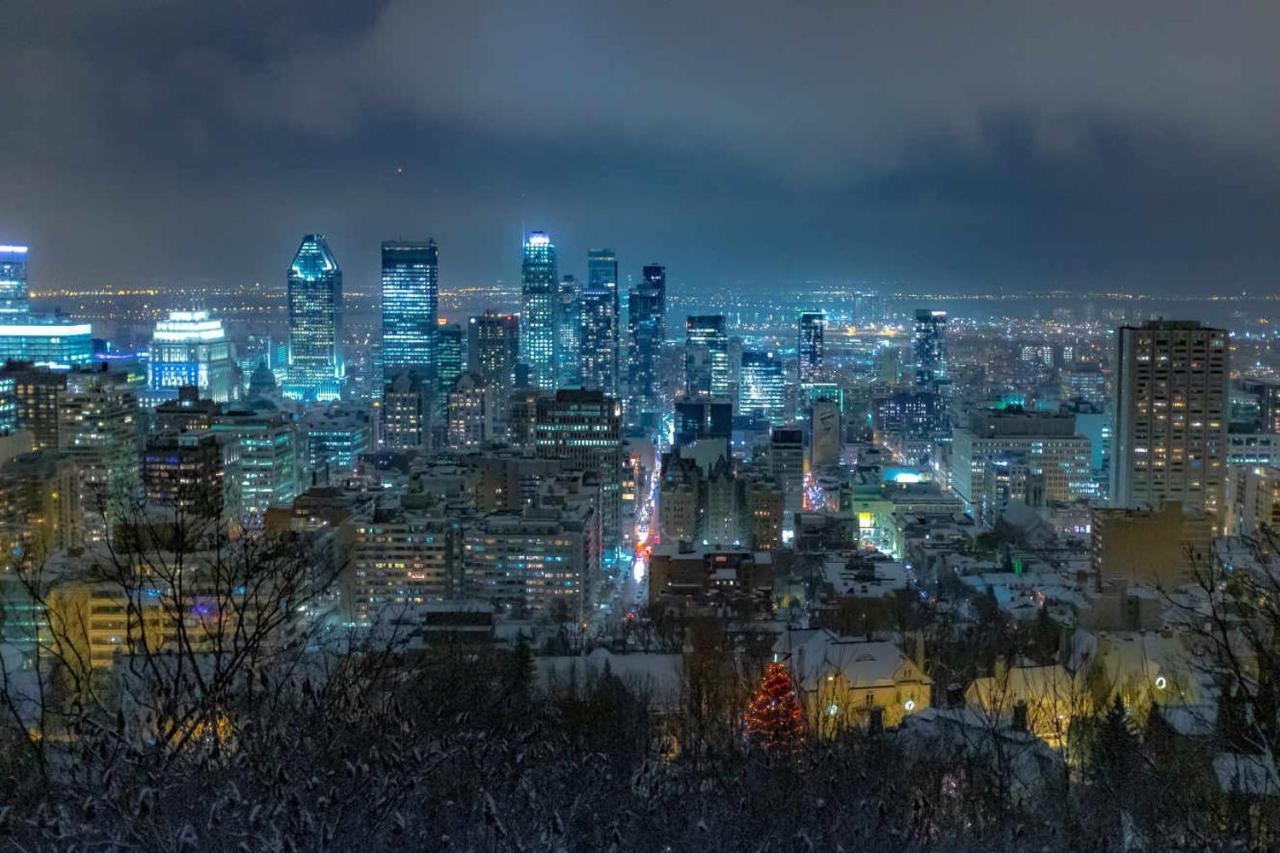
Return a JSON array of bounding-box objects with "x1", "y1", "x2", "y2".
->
[
  {"x1": 581, "y1": 249, "x2": 619, "y2": 393},
  {"x1": 534, "y1": 389, "x2": 622, "y2": 556},
  {"x1": 627, "y1": 282, "x2": 663, "y2": 428},
  {"x1": 380, "y1": 240, "x2": 438, "y2": 382},
  {"x1": 437, "y1": 323, "x2": 463, "y2": 395},
  {"x1": 798, "y1": 311, "x2": 825, "y2": 385},
  {"x1": 520, "y1": 232, "x2": 558, "y2": 390},
  {"x1": 556, "y1": 275, "x2": 581, "y2": 388},
  {"x1": 913, "y1": 309, "x2": 948, "y2": 390},
  {"x1": 286, "y1": 235, "x2": 343, "y2": 401},
  {"x1": 0, "y1": 245, "x2": 29, "y2": 317},
  {"x1": 147, "y1": 310, "x2": 239, "y2": 404},
  {"x1": 685, "y1": 315, "x2": 730, "y2": 400},
  {"x1": 739, "y1": 350, "x2": 786, "y2": 425},
  {"x1": 1113, "y1": 320, "x2": 1229, "y2": 514},
  {"x1": 468, "y1": 311, "x2": 519, "y2": 400},
  {"x1": 642, "y1": 264, "x2": 666, "y2": 318}
]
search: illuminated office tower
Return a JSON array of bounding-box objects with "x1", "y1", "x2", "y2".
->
[
  {"x1": 685, "y1": 315, "x2": 729, "y2": 400},
  {"x1": 0, "y1": 315, "x2": 92, "y2": 369},
  {"x1": 520, "y1": 232, "x2": 558, "y2": 390},
  {"x1": 447, "y1": 372, "x2": 497, "y2": 448},
  {"x1": 913, "y1": 309, "x2": 948, "y2": 389},
  {"x1": 437, "y1": 323, "x2": 463, "y2": 395},
  {"x1": 1113, "y1": 320, "x2": 1229, "y2": 514},
  {"x1": 798, "y1": 311, "x2": 825, "y2": 385},
  {"x1": 380, "y1": 239, "x2": 438, "y2": 382},
  {"x1": 739, "y1": 350, "x2": 786, "y2": 426},
  {"x1": 286, "y1": 234, "x2": 343, "y2": 402},
  {"x1": 147, "y1": 310, "x2": 239, "y2": 404},
  {"x1": 468, "y1": 311, "x2": 519, "y2": 398},
  {"x1": 627, "y1": 281, "x2": 663, "y2": 426},
  {"x1": 556, "y1": 275, "x2": 581, "y2": 388},
  {"x1": 580, "y1": 249, "x2": 619, "y2": 393},
  {"x1": 534, "y1": 389, "x2": 622, "y2": 555},
  {"x1": 0, "y1": 245, "x2": 29, "y2": 316},
  {"x1": 642, "y1": 264, "x2": 666, "y2": 318}
]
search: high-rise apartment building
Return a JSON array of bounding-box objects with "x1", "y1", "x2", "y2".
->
[
  {"x1": 211, "y1": 403, "x2": 299, "y2": 521},
  {"x1": 520, "y1": 232, "x2": 558, "y2": 390},
  {"x1": 0, "y1": 245, "x2": 29, "y2": 317},
  {"x1": 1112, "y1": 320, "x2": 1229, "y2": 514},
  {"x1": 468, "y1": 311, "x2": 519, "y2": 400},
  {"x1": 913, "y1": 309, "x2": 948, "y2": 390},
  {"x1": 58, "y1": 376, "x2": 140, "y2": 541},
  {"x1": 147, "y1": 310, "x2": 239, "y2": 404},
  {"x1": 770, "y1": 428, "x2": 805, "y2": 541},
  {"x1": 1, "y1": 363, "x2": 66, "y2": 450},
  {"x1": 142, "y1": 430, "x2": 225, "y2": 517},
  {"x1": 380, "y1": 240, "x2": 438, "y2": 383},
  {"x1": 286, "y1": 234, "x2": 343, "y2": 401},
  {"x1": 798, "y1": 311, "x2": 825, "y2": 386},
  {"x1": 381, "y1": 373, "x2": 430, "y2": 450},
  {"x1": 447, "y1": 372, "x2": 497, "y2": 449},
  {"x1": 534, "y1": 389, "x2": 622, "y2": 555},
  {"x1": 580, "y1": 249, "x2": 619, "y2": 393}
]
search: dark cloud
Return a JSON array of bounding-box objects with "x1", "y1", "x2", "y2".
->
[{"x1": 2, "y1": 0, "x2": 1279, "y2": 293}]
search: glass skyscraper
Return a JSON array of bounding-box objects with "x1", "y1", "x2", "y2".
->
[
  {"x1": 798, "y1": 310, "x2": 825, "y2": 385},
  {"x1": 0, "y1": 246, "x2": 29, "y2": 317},
  {"x1": 685, "y1": 314, "x2": 730, "y2": 399},
  {"x1": 286, "y1": 234, "x2": 343, "y2": 402},
  {"x1": 437, "y1": 323, "x2": 463, "y2": 394},
  {"x1": 520, "y1": 232, "x2": 558, "y2": 390},
  {"x1": 740, "y1": 349, "x2": 786, "y2": 425},
  {"x1": 913, "y1": 309, "x2": 948, "y2": 390},
  {"x1": 581, "y1": 249, "x2": 619, "y2": 393},
  {"x1": 556, "y1": 275, "x2": 581, "y2": 388},
  {"x1": 642, "y1": 263, "x2": 666, "y2": 319},
  {"x1": 381, "y1": 239, "x2": 438, "y2": 383},
  {"x1": 627, "y1": 279, "x2": 663, "y2": 428}
]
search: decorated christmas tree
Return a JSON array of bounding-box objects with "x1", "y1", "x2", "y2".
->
[{"x1": 744, "y1": 662, "x2": 805, "y2": 751}]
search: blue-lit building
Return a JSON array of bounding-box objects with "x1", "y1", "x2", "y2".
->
[
  {"x1": 381, "y1": 240, "x2": 438, "y2": 383},
  {"x1": 0, "y1": 245, "x2": 29, "y2": 317},
  {"x1": 581, "y1": 249, "x2": 619, "y2": 393},
  {"x1": 301, "y1": 405, "x2": 372, "y2": 484},
  {"x1": 685, "y1": 315, "x2": 730, "y2": 400},
  {"x1": 626, "y1": 278, "x2": 663, "y2": 429},
  {"x1": 556, "y1": 275, "x2": 581, "y2": 388},
  {"x1": 520, "y1": 232, "x2": 558, "y2": 390},
  {"x1": 798, "y1": 310, "x2": 825, "y2": 385},
  {"x1": 739, "y1": 350, "x2": 786, "y2": 426},
  {"x1": 0, "y1": 315, "x2": 93, "y2": 369},
  {"x1": 437, "y1": 323, "x2": 463, "y2": 394},
  {"x1": 913, "y1": 309, "x2": 948, "y2": 390},
  {"x1": 147, "y1": 310, "x2": 239, "y2": 404},
  {"x1": 286, "y1": 234, "x2": 343, "y2": 402}
]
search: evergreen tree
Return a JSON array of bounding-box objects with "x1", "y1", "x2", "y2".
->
[
  {"x1": 744, "y1": 663, "x2": 805, "y2": 752},
  {"x1": 1089, "y1": 695, "x2": 1138, "y2": 792}
]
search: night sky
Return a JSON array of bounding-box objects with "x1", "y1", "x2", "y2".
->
[{"x1": 3, "y1": 1, "x2": 1279, "y2": 294}]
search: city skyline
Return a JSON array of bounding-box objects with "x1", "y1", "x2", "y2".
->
[{"x1": 6, "y1": 3, "x2": 1280, "y2": 294}]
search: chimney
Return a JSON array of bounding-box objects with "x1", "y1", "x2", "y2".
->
[{"x1": 1011, "y1": 700, "x2": 1028, "y2": 732}]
